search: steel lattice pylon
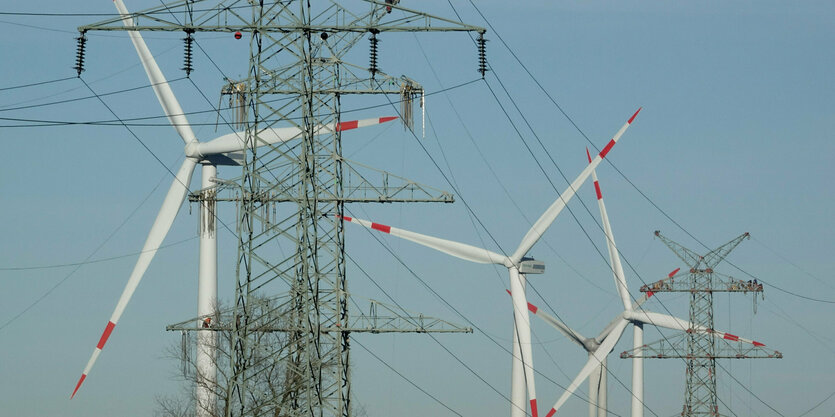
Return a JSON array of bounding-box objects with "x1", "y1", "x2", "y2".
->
[
  {"x1": 79, "y1": 1, "x2": 484, "y2": 416},
  {"x1": 626, "y1": 231, "x2": 781, "y2": 417}
]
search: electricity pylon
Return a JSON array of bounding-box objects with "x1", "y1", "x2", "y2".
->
[
  {"x1": 77, "y1": 1, "x2": 485, "y2": 416},
  {"x1": 621, "y1": 231, "x2": 781, "y2": 417}
]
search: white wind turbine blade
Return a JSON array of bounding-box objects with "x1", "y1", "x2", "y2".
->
[
  {"x1": 339, "y1": 215, "x2": 511, "y2": 266},
  {"x1": 196, "y1": 117, "x2": 398, "y2": 156},
  {"x1": 587, "y1": 149, "x2": 631, "y2": 310},
  {"x1": 623, "y1": 310, "x2": 769, "y2": 347},
  {"x1": 624, "y1": 310, "x2": 689, "y2": 332},
  {"x1": 114, "y1": 0, "x2": 197, "y2": 144},
  {"x1": 545, "y1": 319, "x2": 630, "y2": 417},
  {"x1": 71, "y1": 158, "x2": 198, "y2": 398},
  {"x1": 508, "y1": 290, "x2": 589, "y2": 350},
  {"x1": 511, "y1": 108, "x2": 641, "y2": 262}
]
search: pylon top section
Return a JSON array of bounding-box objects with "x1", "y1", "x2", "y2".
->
[
  {"x1": 643, "y1": 231, "x2": 758, "y2": 294},
  {"x1": 79, "y1": 0, "x2": 486, "y2": 35},
  {"x1": 654, "y1": 230, "x2": 750, "y2": 270}
]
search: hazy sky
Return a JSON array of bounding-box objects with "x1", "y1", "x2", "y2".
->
[{"x1": 1, "y1": 1, "x2": 833, "y2": 416}]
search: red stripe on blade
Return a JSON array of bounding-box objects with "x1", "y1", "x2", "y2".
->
[
  {"x1": 668, "y1": 268, "x2": 680, "y2": 278},
  {"x1": 70, "y1": 374, "x2": 86, "y2": 399},
  {"x1": 527, "y1": 302, "x2": 538, "y2": 314},
  {"x1": 545, "y1": 408, "x2": 556, "y2": 417},
  {"x1": 646, "y1": 291, "x2": 654, "y2": 298},
  {"x1": 340, "y1": 215, "x2": 352, "y2": 222},
  {"x1": 371, "y1": 222, "x2": 391, "y2": 234},
  {"x1": 628, "y1": 107, "x2": 642, "y2": 124},
  {"x1": 335, "y1": 120, "x2": 359, "y2": 132},
  {"x1": 723, "y1": 333, "x2": 739, "y2": 342},
  {"x1": 753, "y1": 341, "x2": 765, "y2": 347},
  {"x1": 530, "y1": 399, "x2": 539, "y2": 417},
  {"x1": 586, "y1": 148, "x2": 592, "y2": 163},
  {"x1": 599, "y1": 139, "x2": 616, "y2": 158},
  {"x1": 97, "y1": 321, "x2": 116, "y2": 350},
  {"x1": 379, "y1": 116, "x2": 398, "y2": 123},
  {"x1": 594, "y1": 181, "x2": 602, "y2": 200}
]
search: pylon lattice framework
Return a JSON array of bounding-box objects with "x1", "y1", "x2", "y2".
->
[
  {"x1": 79, "y1": 1, "x2": 485, "y2": 416},
  {"x1": 621, "y1": 231, "x2": 781, "y2": 417}
]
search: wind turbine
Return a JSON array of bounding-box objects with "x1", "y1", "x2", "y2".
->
[
  {"x1": 540, "y1": 153, "x2": 772, "y2": 417},
  {"x1": 517, "y1": 286, "x2": 770, "y2": 417},
  {"x1": 339, "y1": 108, "x2": 641, "y2": 417},
  {"x1": 71, "y1": 1, "x2": 397, "y2": 412}
]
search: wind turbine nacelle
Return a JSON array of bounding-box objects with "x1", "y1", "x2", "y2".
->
[
  {"x1": 201, "y1": 152, "x2": 245, "y2": 166},
  {"x1": 519, "y1": 258, "x2": 545, "y2": 274}
]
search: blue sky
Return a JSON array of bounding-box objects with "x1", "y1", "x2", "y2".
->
[{"x1": 1, "y1": 1, "x2": 834, "y2": 416}]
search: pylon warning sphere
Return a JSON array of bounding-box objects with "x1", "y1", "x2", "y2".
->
[{"x1": 234, "y1": 31, "x2": 242, "y2": 39}]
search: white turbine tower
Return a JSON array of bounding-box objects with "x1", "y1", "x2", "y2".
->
[
  {"x1": 339, "y1": 108, "x2": 641, "y2": 417},
  {"x1": 71, "y1": 2, "x2": 397, "y2": 414},
  {"x1": 540, "y1": 154, "x2": 773, "y2": 417}
]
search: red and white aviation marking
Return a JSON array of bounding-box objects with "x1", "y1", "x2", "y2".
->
[
  {"x1": 339, "y1": 107, "x2": 641, "y2": 417},
  {"x1": 71, "y1": 1, "x2": 398, "y2": 406}
]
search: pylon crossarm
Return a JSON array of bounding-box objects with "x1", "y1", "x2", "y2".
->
[
  {"x1": 167, "y1": 294, "x2": 472, "y2": 334},
  {"x1": 195, "y1": 157, "x2": 454, "y2": 203},
  {"x1": 80, "y1": 0, "x2": 485, "y2": 34},
  {"x1": 340, "y1": 156, "x2": 454, "y2": 203},
  {"x1": 620, "y1": 332, "x2": 782, "y2": 359},
  {"x1": 702, "y1": 232, "x2": 750, "y2": 268},
  {"x1": 640, "y1": 271, "x2": 765, "y2": 294},
  {"x1": 654, "y1": 230, "x2": 704, "y2": 268}
]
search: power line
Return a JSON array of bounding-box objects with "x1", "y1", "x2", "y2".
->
[
  {"x1": 0, "y1": 76, "x2": 76, "y2": 92},
  {"x1": 0, "y1": 171, "x2": 173, "y2": 332},
  {"x1": 0, "y1": 236, "x2": 196, "y2": 272},
  {"x1": 797, "y1": 389, "x2": 835, "y2": 417},
  {"x1": 352, "y1": 337, "x2": 465, "y2": 417},
  {"x1": 0, "y1": 2, "x2": 286, "y2": 17},
  {"x1": 0, "y1": 76, "x2": 189, "y2": 112},
  {"x1": 0, "y1": 79, "x2": 480, "y2": 127},
  {"x1": 0, "y1": 18, "x2": 78, "y2": 34}
]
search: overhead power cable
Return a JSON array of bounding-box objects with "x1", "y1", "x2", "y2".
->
[
  {"x1": 0, "y1": 2, "x2": 286, "y2": 17},
  {"x1": 0, "y1": 76, "x2": 189, "y2": 112},
  {"x1": 796, "y1": 389, "x2": 835, "y2": 417},
  {"x1": 752, "y1": 236, "x2": 835, "y2": 292},
  {"x1": 352, "y1": 337, "x2": 465, "y2": 417},
  {"x1": 0, "y1": 76, "x2": 76, "y2": 92},
  {"x1": 0, "y1": 79, "x2": 479, "y2": 128},
  {"x1": 0, "y1": 19, "x2": 78, "y2": 34},
  {"x1": 0, "y1": 171, "x2": 174, "y2": 332},
  {"x1": 80, "y1": 78, "x2": 182, "y2": 184},
  {"x1": 0, "y1": 236, "x2": 197, "y2": 272}
]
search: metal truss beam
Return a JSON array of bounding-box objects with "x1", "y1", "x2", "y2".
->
[{"x1": 167, "y1": 296, "x2": 472, "y2": 335}]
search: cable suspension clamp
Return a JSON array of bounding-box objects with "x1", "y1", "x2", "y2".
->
[
  {"x1": 182, "y1": 29, "x2": 195, "y2": 77},
  {"x1": 369, "y1": 29, "x2": 380, "y2": 77},
  {"x1": 477, "y1": 32, "x2": 488, "y2": 77},
  {"x1": 73, "y1": 31, "x2": 88, "y2": 77}
]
